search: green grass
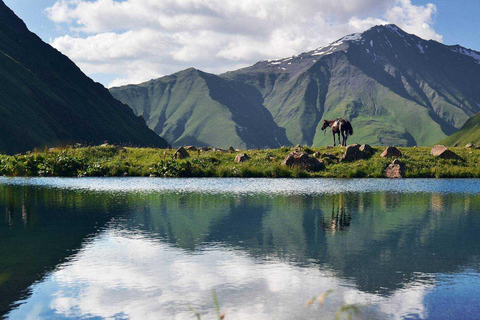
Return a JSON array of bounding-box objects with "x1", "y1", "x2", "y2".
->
[{"x1": 2, "y1": 144, "x2": 480, "y2": 178}]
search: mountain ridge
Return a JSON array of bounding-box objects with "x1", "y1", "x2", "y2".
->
[{"x1": 111, "y1": 24, "x2": 480, "y2": 148}]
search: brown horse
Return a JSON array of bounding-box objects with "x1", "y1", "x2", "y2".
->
[{"x1": 321, "y1": 118, "x2": 353, "y2": 146}]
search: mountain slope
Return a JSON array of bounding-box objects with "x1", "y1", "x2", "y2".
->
[
  {"x1": 224, "y1": 25, "x2": 480, "y2": 147},
  {"x1": 110, "y1": 68, "x2": 289, "y2": 148},
  {"x1": 112, "y1": 24, "x2": 480, "y2": 147},
  {"x1": 441, "y1": 112, "x2": 480, "y2": 146},
  {"x1": 0, "y1": 1, "x2": 168, "y2": 154}
]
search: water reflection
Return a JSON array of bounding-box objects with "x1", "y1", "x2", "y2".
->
[{"x1": 1, "y1": 179, "x2": 480, "y2": 319}]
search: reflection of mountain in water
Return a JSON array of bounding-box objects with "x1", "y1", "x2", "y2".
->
[
  {"x1": 0, "y1": 187, "x2": 132, "y2": 315},
  {"x1": 127, "y1": 191, "x2": 480, "y2": 294},
  {"x1": 2, "y1": 184, "x2": 480, "y2": 316}
]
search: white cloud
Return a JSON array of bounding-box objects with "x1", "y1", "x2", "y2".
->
[
  {"x1": 7, "y1": 230, "x2": 432, "y2": 319},
  {"x1": 45, "y1": 0, "x2": 442, "y2": 87}
]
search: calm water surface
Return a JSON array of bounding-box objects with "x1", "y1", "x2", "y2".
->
[{"x1": 1, "y1": 178, "x2": 480, "y2": 319}]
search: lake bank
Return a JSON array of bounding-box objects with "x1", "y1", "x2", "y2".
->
[{"x1": 1, "y1": 144, "x2": 479, "y2": 178}]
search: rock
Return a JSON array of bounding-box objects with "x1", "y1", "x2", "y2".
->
[
  {"x1": 213, "y1": 148, "x2": 225, "y2": 153},
  {"x1": 341, "y1": 144, "x2": 365, "y2": 162},
  {"x1": 198, "y1": 146, "x2": 210, "y2": 152},
  {"x1": 322, "y1": 153, "x2": 338, "y2": 160},
  {"x1": 360, "y1": 144, "x2": 374, "y2": 156},
  {"x1": 430, "y1": 145, "x2": 463, "y2": 160},
  {"x1": 294, "y1": 145, "x2": 305, "y2": 153},
  {"x1": 381, "y1": 146, "x2": 402, "y2": 158},
  {"x1": 313, "y1": 151, "x2": 321, "y2": 158},
  {"x1": 326, "y1": 146, "x2": 333, "y2": 149},
  {"x1": 174, "y1": 146, "x2": 189, "y2": 159},
  {"x1": 384, "y1": 159, "x2": 406, "y2": 178},
  {"x1": 281, "y1": 152, "x2": 325, "y2": 172},
  {"x1": 185, "y1": 146, "x2": 197, "y2": 151},
  {"x1": 466, "y1": 143, "x2": 475, "y2": 148},
  {"x1": 235, "y1": 153, "x2": 250, "y2": 163},
  {"x1": 228, "y1": 146, "x2": 236, "y2": 153}
]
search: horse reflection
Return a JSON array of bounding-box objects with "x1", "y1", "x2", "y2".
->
[{"x1": 321, "y1": 195, "x2": 352, "y2": 234}]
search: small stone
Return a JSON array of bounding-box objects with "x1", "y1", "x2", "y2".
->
[
  {"x1": 381, "y1": 146, "x2": 402, "y2": 158},
  {"x1": 228, "y1": 146, "x2": 236, "y2": 153},
  {"x1": 281, "y1": 151, "x2": 325, "y2": 172},
  {"x1": 235, "y1": 153, "x2": 250, "y2": 163},
  {"x1": 466, "y1": 143, "x2": 475, "y2": 148},
  {"x1": 174, "y1": 146, "x2": 189, "y2": 159},
  {"x1": 384, "y1": 159, "x2": 406, "y2": 178},
  {"x1": 341, "y1": 144, "x2": 365, "y2": 162},
  {"x1": 185, "y1": 146, "x2": 197, "y2": 151},
  {"x1": 359, "y1": 144, "x2": 374, "y2": 156}
]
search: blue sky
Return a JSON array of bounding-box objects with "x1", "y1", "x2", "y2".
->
[{"x1": 4, "y1": 0, "x2": 480, "y2": 87}]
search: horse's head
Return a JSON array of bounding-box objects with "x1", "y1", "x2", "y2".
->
[{"x1": 321, "y1": 120, "x2": 329, "y2": 131}]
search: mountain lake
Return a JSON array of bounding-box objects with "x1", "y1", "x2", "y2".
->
[{"x1": 1, "y1": 178, "x2": 480, "y2": 319}]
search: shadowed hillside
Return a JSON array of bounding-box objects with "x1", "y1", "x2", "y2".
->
[{"x1": 0, "y1": 1, "x2": 168, "y2": 154}]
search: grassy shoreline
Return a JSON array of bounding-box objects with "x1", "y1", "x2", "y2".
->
[{"x1": 1, "y1": 145, "x2": 479, "y2": 178}]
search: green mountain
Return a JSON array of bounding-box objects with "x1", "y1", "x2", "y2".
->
[
  {"x1": 110, "y1": 68, "x2": 289, "y2": 148},
  {"x1": 111, "y1": 25, "x2": 480, "y2": 148},
  {"x1": 0, "y1": 1, "x2": 168, "y2": 154},
  {"x1": 441, "y1": 112, "x2": 480, "y2": 146}
]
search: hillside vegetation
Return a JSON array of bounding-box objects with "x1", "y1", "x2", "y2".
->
[
  {"x1": 0, "y1": 1, "x2": 168, "y2": 154},
  {"x1": 1, "y1": 145, "x2": 479, "y2": 178},
  {"x1": 442, "y1": 112, "x2": 480, "y2": 146}
]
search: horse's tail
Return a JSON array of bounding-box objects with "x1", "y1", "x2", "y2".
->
[{"x1": 346, "y1": 121, "x2": 353, "y2": 136}]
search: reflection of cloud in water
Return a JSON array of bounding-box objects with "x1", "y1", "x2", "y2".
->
[{"x1": 8, "y1": 230, "x2": 433, "y2": 320}]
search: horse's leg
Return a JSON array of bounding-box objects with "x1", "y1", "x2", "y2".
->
[
  {"x1": 342, "y1": 131, "x2": 347, "y2": 146},
  {"x1": 332, "y1": 133, "x2": 336, "y2": 146}
]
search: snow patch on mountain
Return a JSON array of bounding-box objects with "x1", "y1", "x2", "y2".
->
[
  {"x1": 417, "y1": 42, "x2": 425, "y2": 54},
  {"x1": 451, "y1": 47, "x2": 480, "y2": 64}
]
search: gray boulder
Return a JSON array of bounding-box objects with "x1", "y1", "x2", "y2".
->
[
  {"x1": 341, "y1": 144, "x2": 365, "y2": 162},
  {"x1": 235, "y1": 153, "x2": 250, "y2": 163},
  {"x1": 281, "y1": 152, "x2": 325, "y2": 172},
  {"x1": 381, "y1": 146, "x2": 402, "y2": 158},
  {"x1": 430, "y1": 145, "x2": 463, "y2": 161},
  {"x1": 360, "y1": 144, "x2": 374, "y2": 156},
  {"x1": 384, "y1": 159, "x2": 406, "y2": 178},
  {"x1": 174, "y1": 147, "x2": 189, "y2": 159}
]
